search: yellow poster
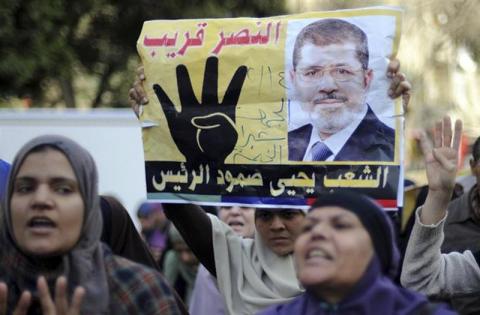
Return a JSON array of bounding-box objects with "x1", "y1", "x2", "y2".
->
[{"x1": 137, "y1": 6, "x2": 403, "y2": 209}]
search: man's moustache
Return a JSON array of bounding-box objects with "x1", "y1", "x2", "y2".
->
[{"x1": 313, "y1": 93, "x2": 348, "y2": 103}]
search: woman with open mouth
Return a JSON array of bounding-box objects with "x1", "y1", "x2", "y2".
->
[
  {"x1": 0, "y1": 135, "x2": 182, "y2": 315},
  {"x1": 258, "y1": 190, "x2": 456, "y2": 315}
]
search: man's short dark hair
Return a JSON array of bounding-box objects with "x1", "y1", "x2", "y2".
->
[{"x1": 292, "y1": 19, "x2": 369, "y2": 70}]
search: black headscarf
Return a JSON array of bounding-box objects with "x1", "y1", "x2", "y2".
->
[
  {"x1": 100, "y1": 195, "x2": 160, "y2": 268},
  {"x1": 260, "y1": 190, "x2": 451, "y2": 314},
  {"x1": 310, "y1": 190, "x2": 400, "y2": 278}
]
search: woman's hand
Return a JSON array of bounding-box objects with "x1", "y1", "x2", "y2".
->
[
  {"x1": 0, "y1": 277, "x2": 85, "y2": 315},
  {"x1": 0, "y1": 282, "x2": 31, "y2": 315},
  {"x1": 38, "y1": 276, "x2": 85, "y2": 315}
]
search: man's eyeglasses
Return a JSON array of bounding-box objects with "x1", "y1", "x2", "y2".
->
[{"x1": 296, "y1": 66, "x2": 364, "y2": 83}]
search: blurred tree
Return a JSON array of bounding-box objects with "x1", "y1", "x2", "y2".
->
[
  {"x1": 0, "y1": 0, "x2": 285, "y2": 108},
  {"x1": 0, "y1": 0, "x2": 92, "y2": 107}
]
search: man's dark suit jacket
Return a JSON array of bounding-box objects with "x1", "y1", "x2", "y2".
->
[{"x1": 288, "y1": 106, "x2": 395, "y2": 161}]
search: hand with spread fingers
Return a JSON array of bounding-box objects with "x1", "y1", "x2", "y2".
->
[
  {"x1": 419, "y1": 116, "x2": 463, "y2": 225},
  {"x1": 152, "y1": 56, "x2": 247, "y2": 167},
  {"x1": 38, "y1": 276, "x2": 85, "y2": 315},
  {"x1": 0, "y1": 277, "x2": 84, "y2": 315},
  {"x1": 386, "y1": 58, "x2": 411, "y2": 113}
]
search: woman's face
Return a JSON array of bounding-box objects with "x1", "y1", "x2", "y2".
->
[
  {"x1": 218, "y1": 206, "x2": 255, "y2": 238},
  {"x1": 10, "y1": 148, "x2": 84, "y2": 256},
  {"x1": 294, "y1": 206, "x2": 373, "y2": 299},
  {"x1": 173, "y1": 241, "x2": 199, "y2": 267},
  {"x1": 255, "y1": 209, "x2": 305, "y2": 256}
]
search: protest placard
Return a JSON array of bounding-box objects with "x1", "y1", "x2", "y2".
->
[{"x1": 137, "y1": 6, "x2": 403, "y2": 209}]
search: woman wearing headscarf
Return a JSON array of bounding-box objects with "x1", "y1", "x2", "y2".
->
[
  {"x1": 162, "y1": 225, "x2": 199, "y2": 306},
  {"x1": 259, "y1": 191, "x2": 456, "y2": 315},
  {"x1": 0, "y1": 135, "x2": 181, "y2": 314},
  {"x1": 189, "y1": 205, "x2": 256, "y2": 315},
  {"x1": 164, "y1": 204, "x2": 306, "y2": 315}
]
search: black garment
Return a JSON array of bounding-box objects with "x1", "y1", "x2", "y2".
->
[
  {"x1": 442, "y1": 186, "x2": 480, "y2": 253},
  {"x1": 310, "y1": 191, "x2": 399, "y2": 277},
  {"x1": 163, "y1": 204, "x2": 216, "y2": 277},
  {"x1": 100, "y1": 196, "x2": 159, "y2": 269},
  {"x1": 99, "y1": 196, "x2": 189, "y2": 315}
]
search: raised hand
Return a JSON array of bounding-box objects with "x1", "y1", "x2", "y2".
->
[
  {"x1": 421, "y1": 116, "x2": 462, "y2": 193},
  {"x1": 419, "y1": 116, "x2": 463, "y2": 224},
  {"x1": 153, "y1": 56, "x2": 247, "y2": 167},
  {"x1": 0, "y1": 277, "x2": 85, "y2": 315},
  {"x1": 0, "y1": 282, "x2": 31, "y2": 315},
  {"x1": 129, "y1": 66, "x2": 148, "y2": 118},
  {"x1": 386, "y1": 58, "x2": 411, "y2": 113},
  {"x1": 38, "y1": 276, "x2": 85, "y2": 315}
]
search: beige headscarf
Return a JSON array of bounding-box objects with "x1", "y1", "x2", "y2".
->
[{"x1": 210, "y1": 214, "x2": 303, "y2": 315}]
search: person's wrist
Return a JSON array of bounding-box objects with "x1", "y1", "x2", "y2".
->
[
  {"x1": 426, "y1": 188, "x2": 453, "y2": 204},
  {"x1": 420, "y1": 188, "x2": 452, "y2": 224}
]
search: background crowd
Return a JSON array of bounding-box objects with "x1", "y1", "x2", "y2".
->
[{"x1": 0, "y1": 76, "x2": 476, "y2": 315}]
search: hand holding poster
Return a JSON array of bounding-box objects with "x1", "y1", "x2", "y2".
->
[{"x1": 137, "y1": 6, "x2": 404, "y2": 209}]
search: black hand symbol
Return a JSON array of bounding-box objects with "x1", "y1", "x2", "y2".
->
[{"x1": 153, "y1": 57, "x2": 247, "y2": 167}]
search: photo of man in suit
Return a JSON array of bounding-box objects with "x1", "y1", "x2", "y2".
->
[{"x1": 288, "y1": 19, "x2": 395, "y2": 162}]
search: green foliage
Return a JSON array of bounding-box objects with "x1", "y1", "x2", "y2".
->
[
  {"x1": 1, "y1": 0, "x2": 71, "y2": 98},
  {"x1": 0, "y1": 0, "x2": 286, "y2": 108}
]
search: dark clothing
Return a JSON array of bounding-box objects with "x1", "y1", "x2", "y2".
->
[
  {"x1": 0, "y1": 244, "x2": 183, "y2": 315},
  {"x1": 260, "y1": 191, "x2": 455, "y2": 315},
  {"x1": 258, "y1": 258, "x2": 455, "y2": 315},
  {"x1": 163, "y1": 204, "x2": 216, "y2": 276},
  {"x1": 439, "y1": 185, "x2": 480, "y2": 314},
  {"x1": 288, "y1": 106, "x2": 395, "y2": 161},
  {"x1": 100, "y1": 196, "x2": 189, "y2": 315},
  {"x1": 442, "y1": 186, "x2": 480, "y2": 253},
  {"x1": 100, "y1": 195, "x2": 159, "y2": 269},
  {"x1": 106, "y1": 247, "x2": 182, "y2": 315}
]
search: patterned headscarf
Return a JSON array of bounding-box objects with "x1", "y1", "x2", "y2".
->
[{"x1": 0, "y1": 135, "x2": 109, "y2": 314}]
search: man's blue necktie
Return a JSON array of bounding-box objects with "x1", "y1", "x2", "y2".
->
[{"x1": 311, "y1": 141, "x2": 333, "y2": 161}]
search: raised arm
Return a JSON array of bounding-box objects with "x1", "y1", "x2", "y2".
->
[
  {"x1": 401, "y1": 117, "x2": 480, "y2": 297},
  {"x1": 163, "y1": 204, "x2": 216, "y2": 277}
]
